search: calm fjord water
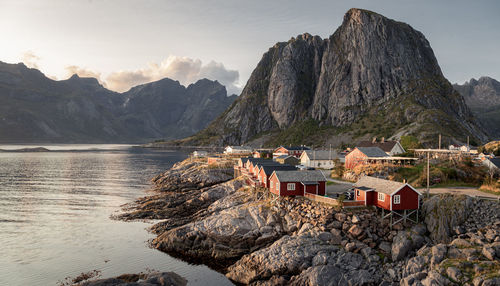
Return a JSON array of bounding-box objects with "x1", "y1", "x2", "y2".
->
[{"x1": 0, "y1": 145, "x2": 232, "y2": 286}]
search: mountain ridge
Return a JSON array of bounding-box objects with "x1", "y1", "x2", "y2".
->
[
  {"x1": 454, "y1": 76, "x2": 500, "y2": 139},
  {"x1": 175, "y1": 8, "x2": 488, "y2": 147},
  {"x1": 0, "y1": 61, "x2": 236, "y2": 143}
]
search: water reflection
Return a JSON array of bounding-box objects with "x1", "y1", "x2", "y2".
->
[{"x1": 0, "y1": 145, "x2": 232, "y2": 286}]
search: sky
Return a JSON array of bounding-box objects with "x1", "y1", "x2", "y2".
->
[{"x1": 1, "y1": 0, "x2": 499, "y2": 94}]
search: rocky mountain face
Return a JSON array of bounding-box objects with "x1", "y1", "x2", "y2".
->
[
  {"x1": 181, "y1": 8, "x2": 487, "y2": 147},
  {"x1": 454, "y1": 77, "x2": 500, "y2": 139},
  {"x1": 0, "y1": 61, "x2": 236, "y2": 143}
]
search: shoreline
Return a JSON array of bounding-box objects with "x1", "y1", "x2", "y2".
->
[{"x1": 112, "y1": 157, "x2": 500, "y2": 285}]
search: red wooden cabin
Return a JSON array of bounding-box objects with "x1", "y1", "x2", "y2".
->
[
  {"x1": 353, "y1": 176, "x2": 421, "y2": 211},
  {"x1": 269, "y1": 170, "x2": 326, "y2": 196},
  {"x1": 257, "y1": 165, "x2": 297, "y2": 188}
]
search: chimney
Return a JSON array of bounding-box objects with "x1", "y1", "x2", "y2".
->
[
  {"x1": 381, "y1": 137, "x2": 385, "y2": 143},
  {"x1": 372, "y1": 137, "x2": 377, "y2": 143}
]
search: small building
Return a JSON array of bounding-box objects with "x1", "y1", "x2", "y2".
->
[
  {"x1": 257, "y1": 165, "x2": 297, "y2": 188},
  {"x1": 269, "y1": 170, "x2": 326, "y2": 196},
  {"x1": 192, "y1": 150, "x2": 208, "y2": 157},
  {"x1": 345, "y1": 147, "x2": 389, "y2": 169},
  {"x1": 275, "y1": 155, "x2": 300, "y2": 166},
  {"x1": 273, "y1": 146, "x2": 310, "y2": 159},
  {"x1": 353, "y1": 176, "x2": 421, "y2": 211},
  {"x1": 300, "y1": 150, "x2": 345, "y2": 169},
  {"x1": 224, "y1": 146, "x2": 253, "y2": 155},
  {"x1": 357, "y1": 138, "x2": 405, "y2": 155}
]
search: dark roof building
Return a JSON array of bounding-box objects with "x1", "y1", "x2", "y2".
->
[
  {"x1": 356, "y1": 147, "x2": 390, "y2": 157},
  {"x1": 358, "y1": 139, "x2": 405, "y2": 155}
]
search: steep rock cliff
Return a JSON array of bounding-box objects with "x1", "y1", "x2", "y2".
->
[{"x1": 181, "y1": 8, "x2": 487, "y2": 146}]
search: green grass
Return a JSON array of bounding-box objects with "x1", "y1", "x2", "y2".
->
[{"x1": 326, "y1": 181, "x2": 338, "y2": 186}]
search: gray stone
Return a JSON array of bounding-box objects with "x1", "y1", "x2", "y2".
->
[
  {"x1": 335, "y1": 213, "x2": 347, "y2": 223},
  {"x1": 392, "y1": 232, "x2": 413, "y2": 261},
  {"x1": 289, "y1": 265, "x2": 347, "y2": 286},
  {"x1": 348, "y1": 225, "x2": 364, "y2": 238},
  {"x1": 318, "y1": 232, "x2": 333, "y2": 242},
  {"x1": 431, "y1": 244, "x2": 448, "y2": 265},
  {"x1": 446, "y1": 266, "x2": 462, "y2": 282},
  {"x1": 378, "y1": 241, "x2": 392, "y2": 254},
  {"x1": 482, "y1": 246, "x2": 496, "y2": 260},
  {"x1": 352, "y1": 215, "x2": 361, "y2": 224}
]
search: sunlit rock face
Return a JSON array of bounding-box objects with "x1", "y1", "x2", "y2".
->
[{"x1": 187, "y1": 8, "x2": 487, "y2": 146}]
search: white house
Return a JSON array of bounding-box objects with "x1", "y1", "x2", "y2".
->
[
  {"x1": 224, "y1": 146, "x2": 253, "y2": 155},
  {"x1": 299, "y1": 150, "x2": 344, "y2": 169},
  {"x1": 192, "y1": 150, "x2": 208, "y2": 157}
]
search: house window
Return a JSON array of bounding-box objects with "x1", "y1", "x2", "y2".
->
[
  {"x1": 378, "y1": 193, "x2": 385, "y2": 202},
  {"x1": 287, "y1": 183, "x2": 295, "y2": 190},
  {"x1": 276, "y1": 182, "x2": 279, "y2": 190},
  {"x1": 356, "y1": 190, "x2": 360, "y2": 196},
  {"x1": 394, "y1": 195, "x2": 401, "y2": 204}
]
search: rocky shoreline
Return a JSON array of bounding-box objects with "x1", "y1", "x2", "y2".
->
[{"x1": 116, "y1": 158, "x2": 500, "y2": 285}]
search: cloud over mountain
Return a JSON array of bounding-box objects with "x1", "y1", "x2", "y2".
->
[
  {"x1": 66, "y1": 56, "x2": 241, "y2": 94},
  {"x1": 22, "y1": 51, "x2": 41, "y2": 69}
]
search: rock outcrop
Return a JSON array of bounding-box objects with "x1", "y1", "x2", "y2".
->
[
  {"x1": 0, "y1": 62, "x2": 236, "y2": 143},
  {"x1": 118, "y1": 157, "x2": 500, "y2": 285},
  {"x1": 180, "y1": 8, "x2": 487, "y2": 147},
  {"x1": 422, "y1": 194, "x2": 473, "y2": 243},
  {"x1": 81, "y1": 272, "x2": 187, "y2": 286}
]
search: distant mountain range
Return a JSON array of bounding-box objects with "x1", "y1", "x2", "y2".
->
[
  {"x1": 174, "y1": 8, "x2": 489, "y2": 147},
  {"x1": 454, "y1": 77, "x2": 500, "y2": 139},
  {"x1": 0, "y1": 61, "x2": 236, "y2": 143}
]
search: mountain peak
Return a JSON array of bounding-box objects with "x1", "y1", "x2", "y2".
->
[{"x1": 181, "y1": 8, "x2": 487, "y2": 147}]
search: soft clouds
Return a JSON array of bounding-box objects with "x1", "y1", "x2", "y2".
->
[
  {"x1": 22, "y1": 51, "x2": 41, "y2": 69},
  {"x1": 65, "y1": 65, "x2": 105, "y2": 86},
  {"x1": 69, "y1": 56, "x2": 241, "y2": 94}
]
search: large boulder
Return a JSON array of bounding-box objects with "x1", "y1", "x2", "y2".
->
[
  {"x1": 422, "y1": 194, "x2": 473, "y2": 243},
  {"x1": 225, "y1": 232, "x2": 340, "y2": 284}
]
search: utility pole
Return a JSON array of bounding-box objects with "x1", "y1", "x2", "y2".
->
[
  {"x1": 426, "y1": 151, "x2": 430, "y2": 197},
  {"x1": 467, "y1": 136, "x2": 470, "y2": 152},
  {"x1": 438, "y1": 134, "x2": 441, "y2": 150}
]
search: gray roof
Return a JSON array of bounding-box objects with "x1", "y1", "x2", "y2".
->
[
  {"x1": 276, "y1": 155, "x2": 294, "y2": 159},
  {"x1": 261, "y1": 165, "x2": 297, "y2": 175},
  {"x1": 356, "y1": 147, "x2": 389, "y2": 157},
  {"x1": 273, "y1": 170, "x2": 326, "y2": 182},
  {"x1": 278, "y1": 146, "x2": 311, "y2": 151},
  {"x1": 353, "y1": 176, "x2": 406, "y2": 195},
  {"x1": 357, "y1": 140, "x2": 401, "y2": 153},
  {"x1": 303, "y1": 150, "x2": 343, "y2": 160},
  {"x1": 253, "y1": 161, "x2": 283, "y2": 169}
]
